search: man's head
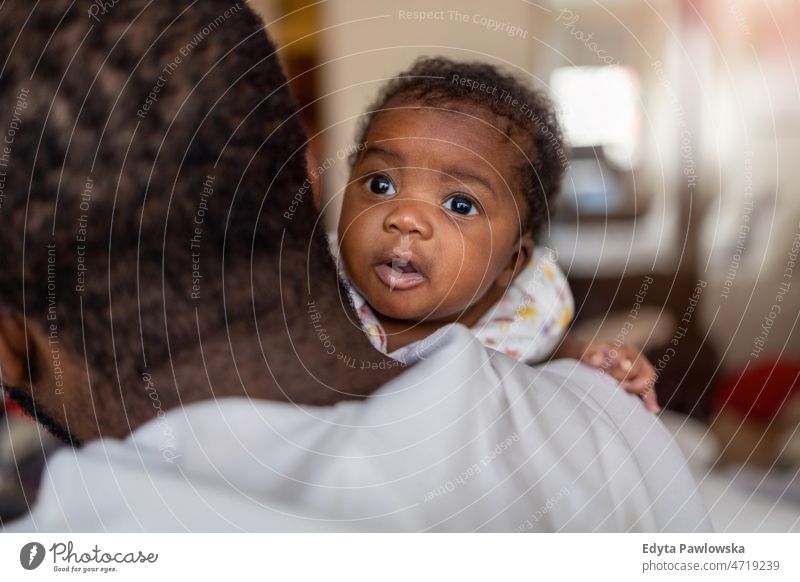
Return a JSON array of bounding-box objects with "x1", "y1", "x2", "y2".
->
[
  {"x1": 0, "y1": 0, "x2": 393, "y2": 444},
  {"x1": 337, "y1": 57, "x2": 567, "y2": 324}
]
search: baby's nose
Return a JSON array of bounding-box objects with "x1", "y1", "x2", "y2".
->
[{"x1": 383, "y1": 201, "x2": 433, "y2": 239}]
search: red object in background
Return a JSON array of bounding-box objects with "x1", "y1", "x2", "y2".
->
[
  {"x1": 713, "y1": 360, "x2": 800, "y2": 420},
  {"x1": 3, "y1": 391, "x2": 22, "y2": 414}
]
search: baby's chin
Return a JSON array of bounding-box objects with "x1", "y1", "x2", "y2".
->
[
  {"x1": 368, "y1": 296, "x2": 431, "y2": 322},
  {"x1": 366, "y1": 291, "x2": 463, "y2": 324}
]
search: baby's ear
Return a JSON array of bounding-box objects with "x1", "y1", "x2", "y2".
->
[{"x1": 496, "y1": 233, "x2": 534, "y2": 289}]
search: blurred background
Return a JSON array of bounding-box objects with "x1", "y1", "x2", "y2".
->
[{"x1": 2, "y1": 0, "x2": 799, "y2": 531}]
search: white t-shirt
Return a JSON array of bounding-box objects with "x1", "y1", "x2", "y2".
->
[{"x1": 6, "y1": 325, "x2": 711, "y2": 532}]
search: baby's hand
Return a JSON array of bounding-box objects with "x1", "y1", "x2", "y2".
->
[{"x1": 581, "y1": 342, "x2": 660, "y2": 413}]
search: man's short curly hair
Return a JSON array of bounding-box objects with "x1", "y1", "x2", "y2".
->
[
  {"x1": 353, "y1": 57, "x2": 568, "y2": 239},
  {"x1": 0, "y1": 0, "x2": 327, "y2": 424}
]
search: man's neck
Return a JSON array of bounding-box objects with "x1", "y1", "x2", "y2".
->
[{"x1": 149, "y1": 305, "x2": 405, "y2": 412}]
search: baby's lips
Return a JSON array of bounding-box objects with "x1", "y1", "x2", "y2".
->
[
  {"x1": 374, "y1": 263, "x2": 426, "y2": 291},
  {"x1": 376, "y1": 246, "x2": 430, "y2": 279}
]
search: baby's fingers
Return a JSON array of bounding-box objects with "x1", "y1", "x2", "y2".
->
[
  {"x1": 606, "y1": 356, "x2": 634, "y2": 382},
  {"x1": 622, "y1": 376, "x2": 660, "y2": 413},
  {"x1": 582, "y1": 345, "x2": 610, "y2": 368}
]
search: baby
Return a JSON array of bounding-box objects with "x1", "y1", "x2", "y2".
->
[{"x1": 335, "y1": 57, "x2": 658, "y2": 412}]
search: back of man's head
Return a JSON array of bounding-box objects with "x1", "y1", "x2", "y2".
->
[{"x1": 0, "y1": 0, "x2": 379, "y2": 442}]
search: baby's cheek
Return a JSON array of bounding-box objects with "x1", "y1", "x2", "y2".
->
[
  {"x1": 350, "y1": 209, "x2": 380, "y2": 240},
  {"x1": 466, "y1": 237, "x2": 496, "y2": 268},
  {"x1": 337, "y1": 232, "x2": 363, "y2": 273},
  {"x1": 456, "y1": 251, "x2": 497, "y2": 294},
  {"x1": 341, "y1": 206, "x2": 372, "y2": 240},
  {"x1": 449, "y1": 232, "x2": 482, "y2": 260}
]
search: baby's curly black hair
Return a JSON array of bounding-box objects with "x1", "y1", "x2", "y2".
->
[{"x1": 352, "y1": 57, "x2": 568, "y2": 239}]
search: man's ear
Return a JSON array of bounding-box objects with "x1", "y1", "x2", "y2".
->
[
  {"x1": 495, "y1": 232, "x2": 534, "y2": 289},
  {"x1": 306, "y1": 148, "x2": 322, "y2": 211},
  {"x1": 0, "y1": 309, "x2": 31, "y2": 388},
  {"x1": 0, "y1": 310, "x2": 88, "y2": 445}
]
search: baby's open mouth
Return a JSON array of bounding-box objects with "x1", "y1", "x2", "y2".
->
[{"x1": 374, "y1": 256, "x2": 426, "y2": 291}]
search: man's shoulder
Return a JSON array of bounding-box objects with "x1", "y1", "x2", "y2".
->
[
  {"x1": 399, "y1": 324, "x2": 636, "y2": 415},
  {"x1": 489, "y1": 353, "x2": 680, "y2": 453},
  {"x1": 376, "y1": 324, "x2": 654, "y2": 439}
]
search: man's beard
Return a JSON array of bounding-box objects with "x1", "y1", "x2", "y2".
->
[{"x1": 4, "y1": 387, "x2": 81, "y2": 447}]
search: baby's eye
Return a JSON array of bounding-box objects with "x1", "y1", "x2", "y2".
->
[
  {"x1": 365, "y1": 174, "x2": 396, "y2": 196},
  {"x1": 443, "y1": 194, "x2": 479, "y2": 216}
]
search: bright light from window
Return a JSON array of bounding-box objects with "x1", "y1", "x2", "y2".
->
[{"x1": 550, "y1": 65, "x2": 640, "y2": 166}]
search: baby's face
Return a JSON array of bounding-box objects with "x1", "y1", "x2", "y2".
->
[{"x1": 338, "y1": 107, "x2": 529, "y2": 322}]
